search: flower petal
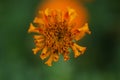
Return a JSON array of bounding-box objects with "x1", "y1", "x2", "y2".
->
[
  {"x1": 28, "y1": 23, "x2": 39, "y2": 33},
  {"x1": 45, "y1": 54, "x2": 53, "y2": 66}
]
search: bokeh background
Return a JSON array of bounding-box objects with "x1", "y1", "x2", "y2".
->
[{"x1": 0, "y1": 0, "x2": 120, "y2": 80}]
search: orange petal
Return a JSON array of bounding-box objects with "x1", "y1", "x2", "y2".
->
[
  {"x1": 71, "y1": 44, "x2": 80, "y2": 58},
  {"x1": 45, "y1": 8, "x2": 52, "y2": 16},
  {"x1": 45, "y1": 54, "x2": 53, "y2": 66},
  {"x1": 78, "y1": 23, "x2": 91, "y2": 34},
  {"x1": 74, "y1": 31, "x2": 86, "y2": 41},
  {"x1": 34, "y1": 35, "x2": 44, "y2": 40},
  {"x1": 74, "y1": 23, "x2": 91, "y2": 40},
  {"x1": 56, "y1": 9, "x2": 62, "y2": 22},
  {"x1": 28, "y1": 23, "x2": 39, "y2": 33},
  {"x1": 34, "y1": 39, "x2": 44, "y2": 43},
  {"x1": 33, "y1": 17, "x2": 44, "y2": 24},
  {"x1": 68, "y1": 7, "x2": 77, "y2": 23},
  {"x1": 74, "y1": 43, "x2": 86, "y2": 54},
  {"x1": 32, "y1": 47, "x2": 40, "y2": 55},
  {"x1": 40, "y1": 51, "x2": 50, "y2": 60},
  {"x1": 41, "y1": 46, "x2": 48, "y2": 55},
  {"x1": 35, "y1": 43, "x2": 44, "y2": 48}
]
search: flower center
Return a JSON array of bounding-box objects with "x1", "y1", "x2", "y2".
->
[{"x1": 44, "y1": 21, "x2": 73, "y2": 54}]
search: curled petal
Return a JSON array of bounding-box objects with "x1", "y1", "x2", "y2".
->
[
  {"x1": 32, "y1": 47, "x2": 40, "y2": 55},
  {"x1": 28, "y1": 23, "x2": 39, "y2": 33},
  {"x1": 78, "y1": 23, "x2": 91, "y2": 34},
  {"x1": 74, "y1": 43, "x2": 86, "y2": 54},
  {"x1": 40, "y1": 51, "x2": 50, "y2": 60},
  {"x1": 74, "y1": 23, "x2": 91, "y2": 41},
  {"x1": 71, "y1": 44, "x2": 80, "y2": 58},
  {"x1": 45, "y1": 54, "x2": 53, "y2": 66},
  {"x1": 41, "y1": 46, "x2": 48, "y2": 56}
]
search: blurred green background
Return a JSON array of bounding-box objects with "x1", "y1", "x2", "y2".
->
[{"x1": 0, "y1": 0, "x2": 120, "y2": 80}]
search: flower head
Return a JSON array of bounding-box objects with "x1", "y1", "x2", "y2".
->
[{"x1": 28, "y1": 7, "x2": 91, "y2": 66}]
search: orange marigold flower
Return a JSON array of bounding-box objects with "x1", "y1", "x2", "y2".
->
[{"x1": 28, "y1": 7, "x2": 91, "y2": 66}]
